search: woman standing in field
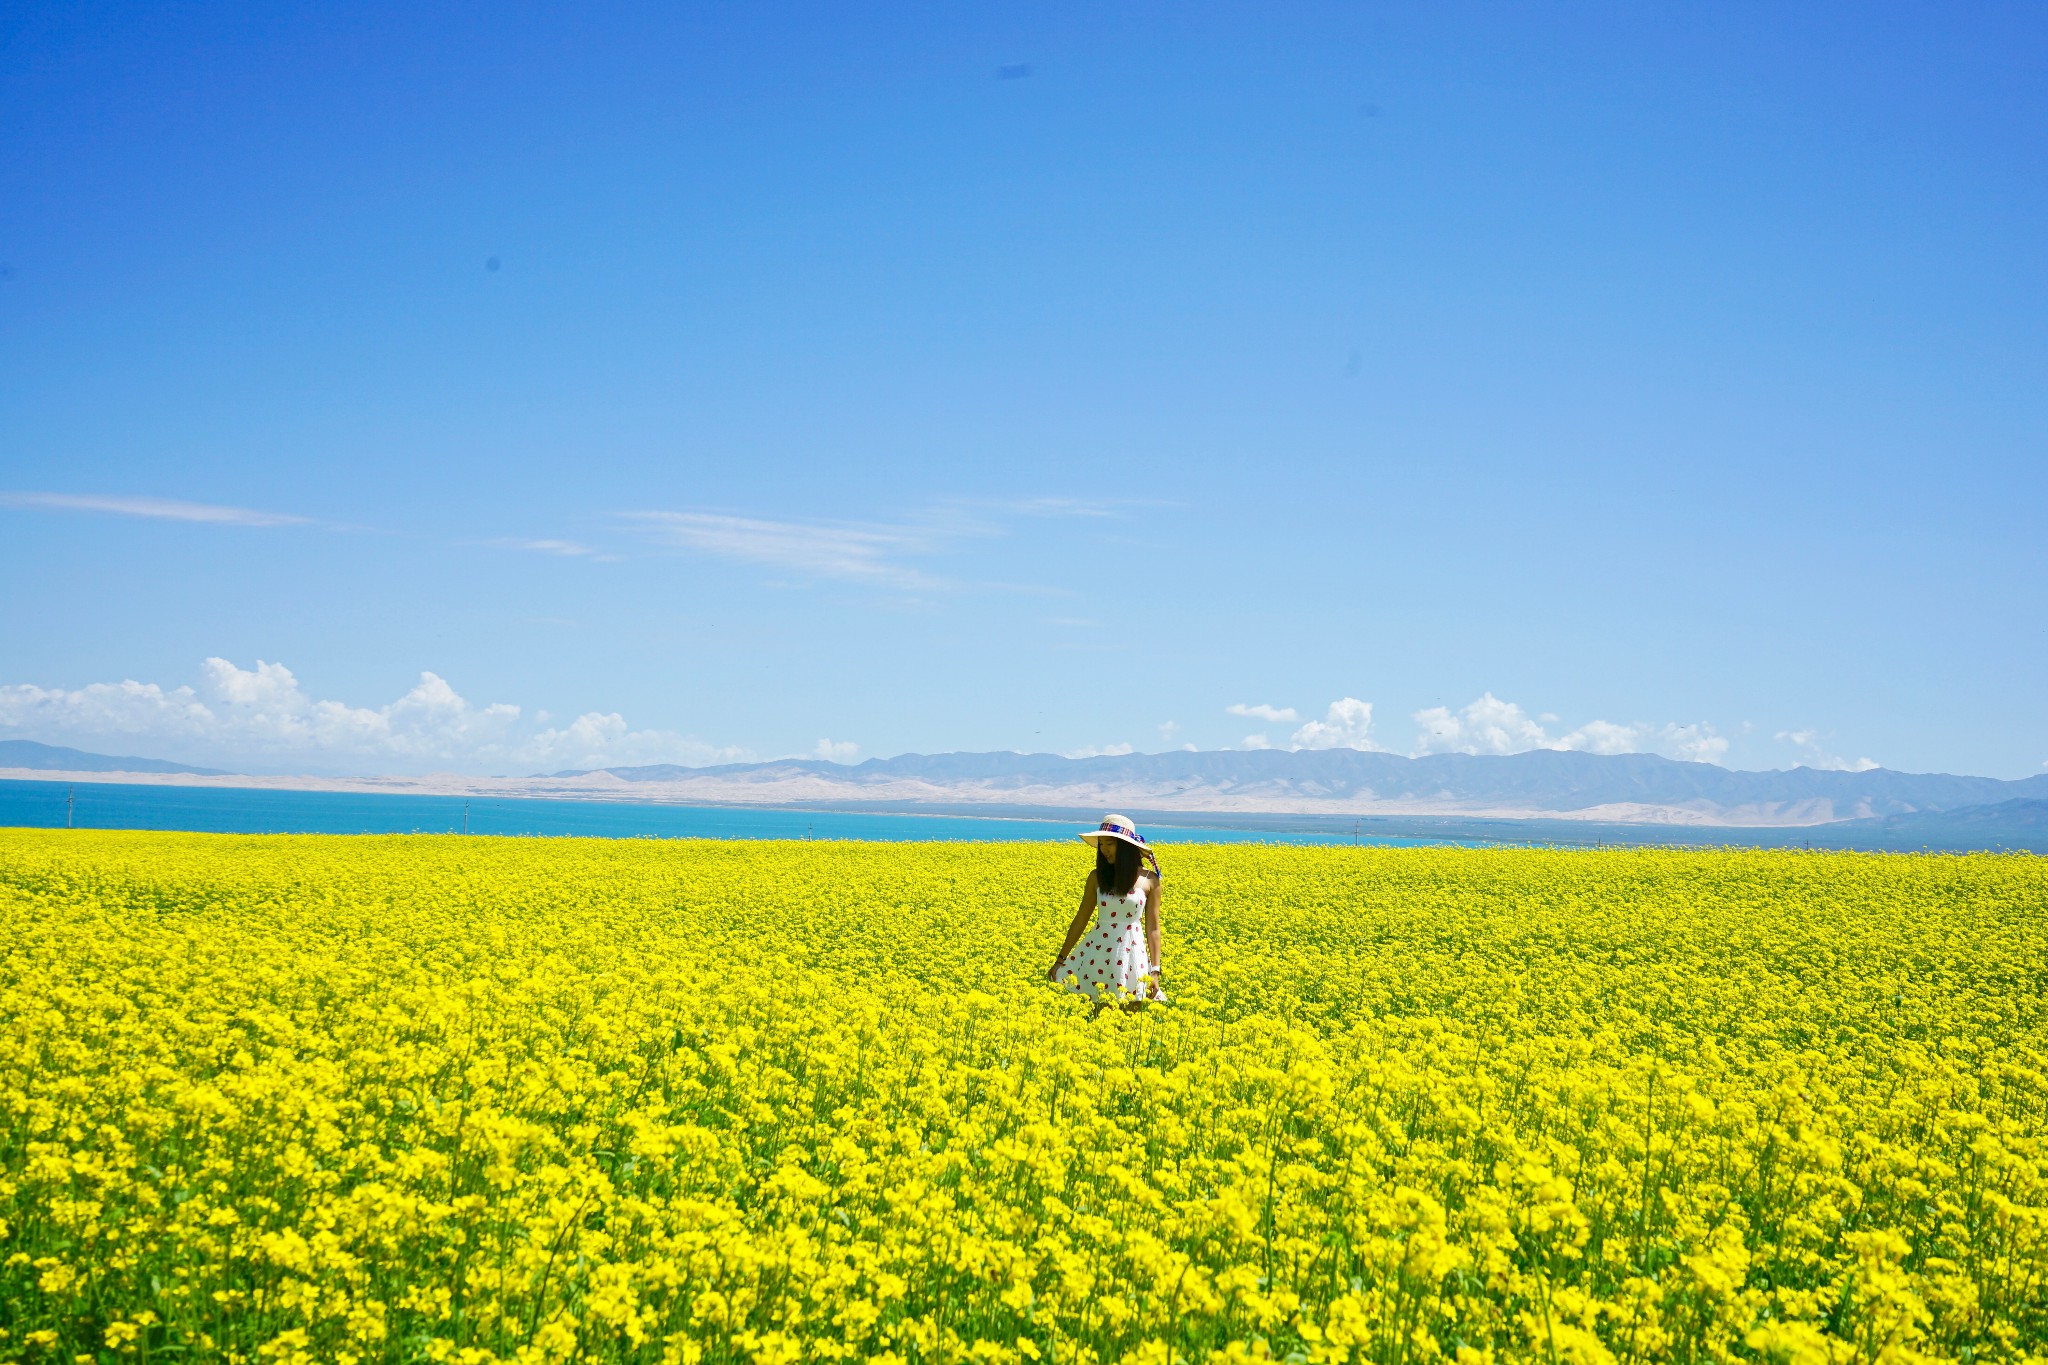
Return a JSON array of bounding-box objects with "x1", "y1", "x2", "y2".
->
[{"x1": 1048, "y1": 814, "x2": 1166, "y2": 1009}]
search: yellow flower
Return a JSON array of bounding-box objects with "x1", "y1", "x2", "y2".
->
[{"x1": 0, "y1": 831, "x2": 2042, "y2": 1364}]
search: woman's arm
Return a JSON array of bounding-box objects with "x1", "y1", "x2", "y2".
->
[
  {"x1": 1144, "y1": 877, "x2": 1164, "y2": 976},
  {"x1": 1048, "y1": 871, "x2": 1099, "y2": 980}
]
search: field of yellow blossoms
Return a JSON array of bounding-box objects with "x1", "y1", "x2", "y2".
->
[{"x1": 2, "y1": 830, "x2": 2044, "y2": 1365}]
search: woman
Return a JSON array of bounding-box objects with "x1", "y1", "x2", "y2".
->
[{"x1": 1047, "y1": 814, "x2": 1166, "y2": 1009}]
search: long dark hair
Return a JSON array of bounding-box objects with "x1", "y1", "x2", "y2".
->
[{"x1": 1095, "y1": 839, "x2": 1145, "y2": 897}]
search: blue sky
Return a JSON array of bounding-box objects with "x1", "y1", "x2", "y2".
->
[{"x1": 2, "y1": 2, "x2": 2044, "y2": 777}]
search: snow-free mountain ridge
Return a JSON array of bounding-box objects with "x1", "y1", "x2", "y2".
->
[
  {"x1": 549, "y1": 748, "x2": 2048, "y2": 826},
  {"x1": 6, "y1": 742, "x2": 2046, "y2": 829},
  {"x1": 0, "y1": 739, "x2": 226, "y2": 776}
]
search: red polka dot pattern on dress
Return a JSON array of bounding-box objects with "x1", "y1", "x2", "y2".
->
[{"x1": 1053, "y1": 874, "x2": 1165, "y2": 1004}]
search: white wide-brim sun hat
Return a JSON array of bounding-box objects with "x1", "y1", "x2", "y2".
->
[{"x1": 1078, "y1": 814, "x2": 1150, "y2": 853}]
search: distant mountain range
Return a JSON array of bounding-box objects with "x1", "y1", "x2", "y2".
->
[
  {"x1": 5, "y1": 740, "x2": 2046, "y2": 839},
  {"x1": 0, "y1": 739, "x2": 225, "y2": 776},
  {"x1": 551, "y1": 748, "x2": 2048, "y2": 827},
  {"x1": 1822, "y1": 797, "x2": 2048, "y2": 849}
]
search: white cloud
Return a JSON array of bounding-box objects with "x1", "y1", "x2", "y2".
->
[
  {"x1": 941, "y1": 493, "x2": 1166, "y2": 522},
  {"x1": 1411, "y1": 694, "x2": 1554, "y2": 756},
  {"x1": 976, "y1": 496, "x2": 1121, "y2": 519},
  {"x1": 1, "y1": 491, "x2": 310, "y2": 527},
  {"x1": 1660, "y1": 724, "x2": 1731, "y2": 765},
  {"x1": 492, "y1": 538, "x2": 603, "y2": 558},
  {"x1": 1563, "y1": 719, "x2": 1645, "y2": 757},
  {"x1": 627, "y1": 498, "x2": 1134, "y2": 593},
  {"x1": 1227, "y1": 702, "x2": 1299, "y2": 723},
  {"x1": 812, "y1": 739, "x2": 859, "y2": 763},
  {"x1": 0, "y1": 677, "x2": 216, "y2": 739},
  {"x1": 1064, "y1": 742, "x2": 1135, "y2": 759},
  {"x1": 1775, "y1": 729, "x2": 1878, "y2": 772},
  {"x1": 0, "y1": 658, "x2": 748, "y2": 775},
  {"x1": 1410, "y1": 693, "x2": 1728, "y2": 764},
  {"x1": 1240, "y1": 733, "x2": 1273, "y2": 750},
  {"x1": 1157, "y1": 720, "x2": 1180, "y2": 742},
  {"x1": 1290, "y1": 698, "x2": 1378, "y2": 751},
  {"x1": 626, "y1": 511, "x2": 938, "y2": 588}
]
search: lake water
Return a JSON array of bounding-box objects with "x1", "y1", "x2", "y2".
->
[{"x1": 0, "y1": 778, "x2": 1408, "y2": 845}]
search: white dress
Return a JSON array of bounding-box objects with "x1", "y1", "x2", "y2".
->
[{"x1": 1054, "y1": 875, "x2": 1166, "y2": 1003}]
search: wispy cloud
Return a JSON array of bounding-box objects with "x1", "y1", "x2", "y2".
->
[
  {"x1": 980, "y1": 496, "x2": 1122, "y2": 518},
  {"x1": 626, "y1": 496, "x2": 1158, "y2": 593},
  {"x1": 1227, "y1": 702, "x2": 1299, "y2": 723},
  {"x1": 489, "y1": 537, "x2": 615, "y2": 560},
  {"x1": 812, "y1": 738, "x2": 859, "y2": 763},
  {"x1": 625, "y1": 511, "x2": 940, "y2": 588},
  {"x1": 0, "y1": 658, "x2": 749, "y2": 775},
  {"x1": 1, "y1": 492, "x2": 310, "y2": 527},
  {"x1": 942, "y1": 494, "x2": 1151, "y2": 521},
  {"x1": 1776, "y1": 729, "x2": 1878, "y2": 772}
]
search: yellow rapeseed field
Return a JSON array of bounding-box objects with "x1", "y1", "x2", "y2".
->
[{"x1": 1, "y1": 831, "x2": 2044, "y2": 1365}]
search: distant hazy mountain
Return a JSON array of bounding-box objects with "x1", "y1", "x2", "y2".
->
[
  {"x1": 8, "y1": 741, "x2": 2043, "y2": 832},
  {"x1": 547, "y1": 748, "x2": 2048, "y2": 826},
  {"x1": 1818, "y1": 798, "x2": 2048, "y2": 851},
  {"x1": 0, "y1": 739, "x2": 226, "y2": 776}
]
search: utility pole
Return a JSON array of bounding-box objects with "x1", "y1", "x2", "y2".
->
[
  {"x1": 67, "y1": 784, "x2": 74, "y2": 829},
  {"x1": 463, "y1": 800, "x2": 470, "y2": 836}
]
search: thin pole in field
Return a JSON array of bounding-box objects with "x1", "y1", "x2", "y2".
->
[
  {"x1": 464, "y1": 800, "x2": 470, "y2": 836},
  {"x1": 67, "y1": 784, "x2": 74, "y2": 829}
]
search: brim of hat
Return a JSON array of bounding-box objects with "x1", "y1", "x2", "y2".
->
[{"x1": 1078, "y1": 830, "x2": 1146, "y2": 848}]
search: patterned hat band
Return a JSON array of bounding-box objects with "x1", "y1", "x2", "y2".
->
[{"x1": 1081, "y1": 814, "x2": 1149, "y2": 848}]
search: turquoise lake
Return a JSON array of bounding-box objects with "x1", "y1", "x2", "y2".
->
[{"x1": 0, "y1": 778, "x2": 1404, "y2": 845}]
